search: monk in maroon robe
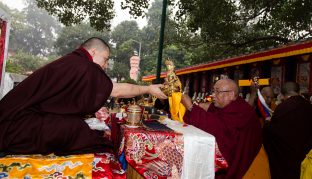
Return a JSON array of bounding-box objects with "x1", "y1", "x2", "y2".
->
[
  {"x1": 263, "y1": 82, "x2": 312, "y2": 179},
  {"x1": 0, "y1": 37, "x2": 166, "y2": 156},
  {"x1": 182, "y1": 79, "x2": 262, "y2": 179}
]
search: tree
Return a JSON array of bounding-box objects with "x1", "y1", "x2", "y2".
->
[
  {"x1": 110, "y1": 20, "x2": 141, "y2": 72},
  {"x1": 138, "y1": 0, "x2": 192, "y2": 76},
  {"x1": 175, "y1": 0, "x2": 312, "y2": 56},
  {"x1": 111, "y1": 21, "x2": 140, "y2": 48},
  {"x1": 3, "y1": 0, "x2": 61, "y2": 56},
  {"x1": 36, "y1": 0, "x2": 312, "y2": 58},
  {"x1": 10, "y1": 0, "x2": 60, "y2": 55},
  {"x1": 5, "y1": 50, "x2": 48, "y2": 74},
  {"x1": 35, "y1": 0, "x2": 149, "y2": 31},
  {"x1": 106, "y1": 61, "x2": 131, "y2": 82},
  {"x1": 54, "y1": 23, "x2": 111, "y2": 55}
]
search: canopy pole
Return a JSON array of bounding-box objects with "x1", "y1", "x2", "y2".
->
[{"x1": 156, "y1": 0, "x2": 167, "y2": 83}]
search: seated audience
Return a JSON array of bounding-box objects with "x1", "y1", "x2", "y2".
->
[
  {"x1": 182, "y1": 79, "x2": 262, "y2": 178},
  {"x1": 263, "y1": 81, "x2": 312, "y2": 179},
  {"x1": 0, "y1": 37, "x2": 166, "y2": 156}
]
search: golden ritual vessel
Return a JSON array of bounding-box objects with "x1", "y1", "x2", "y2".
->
[
  {"x1": 161, "y1": 58, "x2": 182, "y2": 97},
  {"x1": 125, "y1": 102, "x2": 143, "y2": 127}
]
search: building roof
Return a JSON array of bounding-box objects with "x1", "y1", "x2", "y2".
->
[{"x1": 142, "y1": 39, "x2": 312, "y2": 82}]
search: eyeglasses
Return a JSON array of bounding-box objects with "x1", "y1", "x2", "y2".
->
[{"x1": 212, "y1": 89, "x2": 232, "y2": 94}]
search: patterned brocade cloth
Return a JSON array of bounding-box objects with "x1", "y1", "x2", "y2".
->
[
  {"x1": 120, "y1": 126, "x2": 184, "y2": 179},
  {"x1": 119, "y1": 119, "x2": 228, "y2": 179},
  {"x1": 0, "y1": 153, "x2": 126, "y2": 179}
]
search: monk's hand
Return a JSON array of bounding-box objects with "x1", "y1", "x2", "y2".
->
[
  {"x1": 181, "y1": 94, "x2": 193, "y2": 111},
  {"x1": 250, "y1": 81, "x2": 258, "y2": 95},
  {"x1": 199, "y1": 102, "x2": 211, "y2": 111},
  {"x1": 148, "y1": 84, "x2": 168, "y2": 99}
]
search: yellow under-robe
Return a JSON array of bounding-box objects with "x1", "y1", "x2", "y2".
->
[
  {"x1": 243, "y1": 145, "x2": 271, "y2": 179},
  {"x1": 301, "y1": 149, "x2": 312, "y2": 179},
  {"x1": 168, "y1": 92, "x2": 186, "y2": 123}
]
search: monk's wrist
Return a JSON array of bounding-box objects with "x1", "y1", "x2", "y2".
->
[
  {"x1": 188, "y1": 104, "x2": 194, "y2": 111},
  {"x1": 139, "y1": 85, "x2": 149, "y2": 94}
]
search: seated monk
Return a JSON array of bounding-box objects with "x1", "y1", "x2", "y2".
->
[
  {"x1": 0, "y1": 37, "x2": 167, "y2": 156},
  {"x1": 182, "y1": 78, "x2": 262, "y2": 179}
]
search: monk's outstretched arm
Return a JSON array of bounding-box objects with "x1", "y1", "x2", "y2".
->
[{"x1": 110, "y1": 83, "x2": 167, "y2": 99}]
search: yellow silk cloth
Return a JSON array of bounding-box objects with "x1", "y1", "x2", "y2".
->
[
  {"x1": 301, "y1": 149, "x2": 312, "y2": 179},
  {"x1": 168, "y1": 92, "x2": 186, "y2": 122},
  {"x1": 0, "y1": 153, "x2": 93, "y2": 178}
]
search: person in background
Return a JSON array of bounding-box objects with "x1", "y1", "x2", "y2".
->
[
  {"x1": 263, "y1": 81, "x2": 312, "y2": 179},
  {"x1": 182, "y1": 79, "x2": 262, "y2": 179},
  {"x1": 248, "y1": 84, "x2": 276, "y2": 125},
  {"x1": 0, "y1": 37, "x2": 167, "y2": 156}
]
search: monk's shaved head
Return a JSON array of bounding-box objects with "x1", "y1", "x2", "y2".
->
[
  {"x1": 217, "y1": 79, "x2": 239, "y2": 97},
  {"x1": 261, "y1": 86, "x2": 273, "y2": 95},
  {"x1": 82, "y1": 37, "x2": 110, "y2": 69},
  {"x1": 213, "y1": 79, "x2": 239, "y2": 108},
  {"x1": 261, "y1": 86, "x2": 274, "y2": 105},
  {"x1": 81, "y1": 37, "x2": 110, "y2": 52},
  {"x1": 281, "y1": 81, "x2": 300, "y2": 96}
]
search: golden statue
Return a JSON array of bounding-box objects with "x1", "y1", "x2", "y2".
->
[
  {"x1": 161, "y1": 58, "x2": 182, "y2": 97},
  {"x1": 161, "y1": 58, "x2": 185, "y2": 122}
]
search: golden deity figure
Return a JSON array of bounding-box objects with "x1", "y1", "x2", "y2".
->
[
  {"x1": 161, "y1": 58, "x2": 185, "y2": 122},
  {"x1": 162, "y1": 58, "x2": 182, "y2": 97}
]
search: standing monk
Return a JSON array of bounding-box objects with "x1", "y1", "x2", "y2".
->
[
  {"x1": 182, "y1": 79, "x2": 262, "y2": 179},
  {"x1": 263, "y1": 81, "x2": 312, "y2": 179},
  {"x1": 0, "y1": 37, "x2": 167, "y2": 156}
]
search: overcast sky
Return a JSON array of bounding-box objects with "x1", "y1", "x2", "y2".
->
[{"x1": 1, "y1": 0, "x2": 148, "y2": 29}]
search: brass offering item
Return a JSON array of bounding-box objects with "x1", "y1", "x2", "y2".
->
[
  {"x1": 161, "y1": 58, "x2": 182, "y2": 97},
  {"x1": 125, "y1": 103, "x2": 143, "y2": 127}
]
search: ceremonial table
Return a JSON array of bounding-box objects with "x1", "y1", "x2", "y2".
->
[{"x1": 118, "y1": 118, "x2": 228, "y2": 179}]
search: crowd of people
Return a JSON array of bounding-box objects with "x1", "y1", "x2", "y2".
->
[{"x1": 0, "y1": 37, "x2": 311, "y2": 179}]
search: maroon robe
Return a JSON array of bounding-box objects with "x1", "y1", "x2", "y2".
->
[
  {"x1": 0, "y1": 48, "x2": 113, "y2": 156},
  {"x1": 184, "y1": 97, "x2": 262, "y2": 179},
  {"x1": 263, "y1": 95, "x2": 312, "y2": 179}
]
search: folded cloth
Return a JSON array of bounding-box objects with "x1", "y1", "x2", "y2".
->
[
  {"x1": 85, "y1": 118, "x2": 110, "y2": 131},
  {"x1": 95, "y1": 107, "x2": 111, "y2": 126},
  {"x1": 142, "y1": 120, "x2": 173, "y2": 132}
]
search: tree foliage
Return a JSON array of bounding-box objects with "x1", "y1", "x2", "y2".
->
[
  {"x1": 111, "y1": 21, "x2": 140, "y2": 48},
  {"x1": 35, "y1": 0, "x2": 312, "y2": 59},
  {"x1": 36, "y1": 0, "x2": 115, "y2": 31},
  {"x1": 138, "y1": 0, "x2": 194, "y2": 76},
  {"x1": 54, "y1": 23, "x2": 111, "y2": 55},
  {"x1": 106, "y1": 61, "x2": 131, "y2": 82},
  {"x1": 4, "y1": 0, "x2": 312, "y2": 78},
  {"x1": 16, "y1": 0, "x2": 61, "y2": 55},
  {"x1": 2, "y1": 0, "x2": 61, "y2": 56},
  {"x1": 175, "y1": 0, "x2": 312, "y2": 55},
  {"x1": 35, "y1": 0, "x2": 151, "y2": 31},
  {"x1": 5, "y1": 50, "x2": 50, "y2": 74}
]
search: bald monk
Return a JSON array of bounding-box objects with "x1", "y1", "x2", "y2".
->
[
  {"x1": 248, "y1": 85, "x2": 276, "y2": 125},
  {"x1": 0, "y1": 37, "x2": 167, "y2": 156},
  {"x1": 182, "y1": 79, "x2": 262, "y2": 179},
  {"x1": 263, "y1": 82, "x2": 312, "y2": 179},
  {"x1": 248, "y1": 85, "x2": 276, "y2": 109}
]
